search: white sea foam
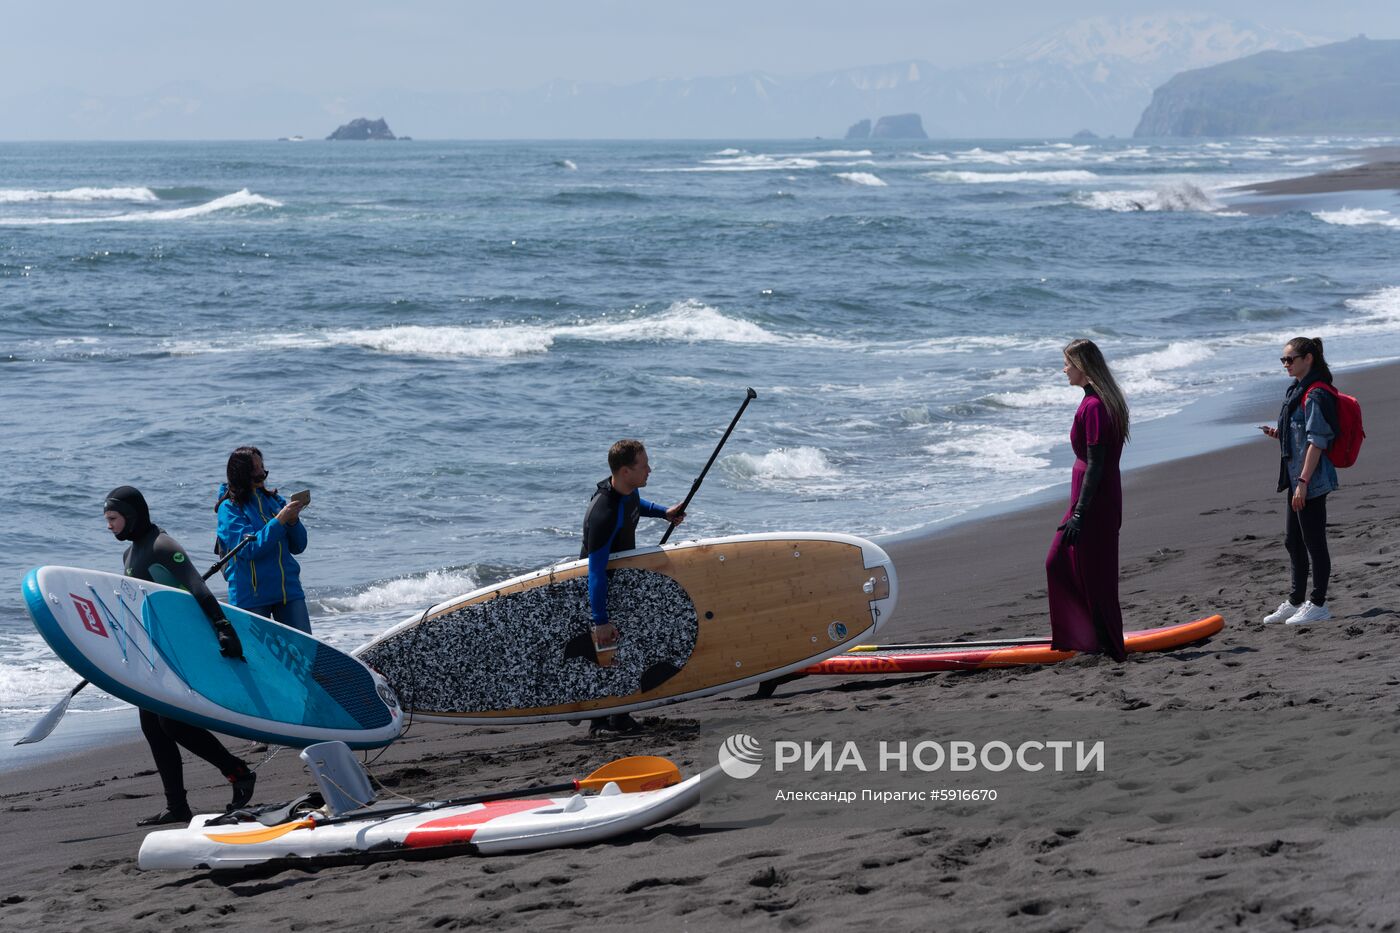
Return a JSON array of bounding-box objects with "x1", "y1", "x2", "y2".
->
[
  {"x1": 570, "y1": 300, "x2": 783, "y2": 345},
  {"x1": 722, "y1": 446, "x2": 838, "y2": 481},
  {"x1": 0, "y1": 189, "x2": 282, "y2": 225},
  {"x1": 195, "y1": 300, "x2": 789, "y2": 360},
  {"x1": 1313, "y1": 208, "x2": 1400, "y2": 228},
  {"x1": 557, "y1": 159, "x2": 578, "y2": 171},
  {"x1": 1118, "y1": 341, "x2": 1211, "y2": 373},
  {"x1": 0, "y1": 186, "x2": 158, "y2": 203},
  {"x1": 713, "y1": 148, "x2": 743, "y2": 156},
  {"x1": 316, "y1": 569, "x2": 481, "y2": 614},
  {"x1": 988, "y1": 384, "x2": 1083, "y2": 409},
  {"x1": 648, "y1": 154, "x2": 822, "y2": 173},
  {"x1": 835, "y1": 172, "x2": 887, "y2": 187},
  {"x1": 323, "y1": 324, "x2": 557, "y2": 358},
  {"x1": 795, "y1": 149, "x2": 873, "y2": 158},
  {"x1": 910, "y1": 152, "x2": 953, "y2": 163},
  {"x1": 1075, "y1": 182, "x2": 1221, "y2": 213},
  {"x1": 1346, "y1": 286, "x2": 1400, "y2": 324},
  {"x1": 928, "y1": 170, "x2": 1099, "y2": 184},
  {"x1": 924, "y1": 427, "x2": 1054, "y2": 473}
]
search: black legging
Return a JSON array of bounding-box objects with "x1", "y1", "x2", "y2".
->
[
  {"x1": 139, "y1": 709, "x2": 245, "y2": 810},
  {"x1": 1284, "y1": 493, "x2": 1330, "y2": 606}
]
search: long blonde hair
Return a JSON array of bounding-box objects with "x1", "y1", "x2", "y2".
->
[{"x1": 1064, "y1": 339, "x2": 1130, "y2": 443}]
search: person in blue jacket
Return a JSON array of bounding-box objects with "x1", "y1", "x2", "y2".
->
[
  {"x1": 580, "y1": 438, "x2": 685, "y2": 734},
  {"x1": 215, "y1": 446, "x2": 311, "y2": 633}
]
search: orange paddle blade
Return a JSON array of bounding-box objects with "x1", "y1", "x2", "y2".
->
[{"x1": 579, "y1": 755, "x2": 681, "y2": 792}]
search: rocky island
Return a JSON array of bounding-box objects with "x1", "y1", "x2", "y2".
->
[
  {"x1": 845, "y1": 113, "x2": 929, "y2": 140},
  {"x1": 326, "y1": 117, "x2": 400, "y2": 141},
  {"x1": 1135, "y1": 37, "x2": 1400, "y2": 137}
]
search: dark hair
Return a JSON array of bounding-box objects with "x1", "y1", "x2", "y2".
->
[
  {"x1": 1285, "y1": 336, "x2": 1333, "y2": 384},
  {"x1": 220, "y1": 446, "x2": 267, "y2": 508},
  {"x1": 608, "y1": 439, "x2": 646, "y2": 473},
  {"x1": 1063, "y1": 338, "x2": 1131, "y2": 443}
]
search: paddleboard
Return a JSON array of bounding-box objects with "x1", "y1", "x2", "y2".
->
[
  {"x1": 23, "y1": 566, "x2": 404, "y2": 748},
  {"x1": 803, "y1": 615, "x2": 1224, "y2": 675},
  {"x1": 138, "y1": 764, "x2": 724, "y2": 870},
  {"x1": 356, "y1": 531, "x2": 896, "y2": 723}
]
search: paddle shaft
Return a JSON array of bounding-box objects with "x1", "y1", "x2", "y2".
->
[
  {"x1": 659, "y1": 387, "x2": 757, "y2": 545},
  {"x1": 16, "y1": 534, "x2": 256, "y2": 745}
]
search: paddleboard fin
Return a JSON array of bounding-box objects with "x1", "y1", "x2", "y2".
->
[
  {"x1": 300, "y1": 741, "x2": 376, "y2": 817},
  {"x1": 639, "y1": 661, "x2": 682, "y2": 693}
]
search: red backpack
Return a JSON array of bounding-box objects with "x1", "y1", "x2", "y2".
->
[{"x1": 1305, "y1": 382, "x2": 1365, "y2": 468}]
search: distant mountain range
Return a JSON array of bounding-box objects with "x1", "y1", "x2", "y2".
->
[
  {"x1": 1135, "y1": 37, "x2": 1400, "y2": 136},
  {"x1": 2, "y1": 13, "x2": 1329, "y2": 139}
]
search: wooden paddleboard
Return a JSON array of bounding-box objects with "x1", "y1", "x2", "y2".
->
[
  {"x1": 356, "y1": 532, "x2": 897, "y2": 723},
  {"x1": 803, "y1": 615, "x2": 1225, "y2": 675},
  {"x1": 23, "y1": 566, "x2": 404, "y2": 748}
]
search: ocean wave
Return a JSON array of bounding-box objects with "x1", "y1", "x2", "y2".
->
[
  {"x1": 186, "y1": 299, "x2": 790, "y2": 360},
  {"x1": 320, "y1": 325, "x2": 557, "y2": 358},
  {"x1": 569, "y1": 299, "x2": 783, "y2": 345},
  {"x1": 795, "y1": 149, "x2": 873, "y2": 158},
  {"x1": 1118, "y1": 341, "x2": 1211, "y2": 373},
  {"x1": 924, "y1": 426, "x2": 1054, "y2": 473},
  {"x1": 835, "y1": 172, "x2": 887, "y2": 187},
  {"x1": 548, "y1": 188, "x2": 646, "y2": 205},
  {"x1": 928, "y1": 170, "x2": 1099, "y2": 184},
  {"x1": 986, "y1": 384, "x2": 1083, "y2": 409},
  {"x1": 721, "y1": 446, "x2": 838, "y2": 481},
  {"x1": 0, "y1": 186, "x2": 159, "y2": 204},
  {"x1": 1346, "y1": 286, "x2": 1400, "y2": 324},
  {"x1": 648, "y1": 154, "x2": 822, "y2": 173},
  {"x1": 0, "y1": 189, "x2": 282, "y2": 225},
  {"x1": 316, "y1": 568, "x2": 481, "y2": 614},
  {"x1": 1074, "y1": 182, "x2": 1221, "y2": 213},
  {"x1": 1313, "y1": 208, "x2": 1400, "y2": 229},
  {"x1": 554, "y1": 159, "x2": 578, "y2": 170}
]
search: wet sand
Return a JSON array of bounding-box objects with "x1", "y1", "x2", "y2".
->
[{"x1": 2, "y1": 364, "x2": 1398, "y2": 932}]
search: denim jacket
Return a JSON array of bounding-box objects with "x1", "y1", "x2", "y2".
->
[{"x1": 1277, "y1": 380, "x2": 1339, "y2": 498}]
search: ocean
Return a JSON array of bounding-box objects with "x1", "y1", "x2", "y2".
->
[{"x1": 3, "y1": 136, "x2": 1399, "y2": 753}]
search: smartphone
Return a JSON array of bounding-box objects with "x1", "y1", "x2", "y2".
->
[{"x1": 290, "y1": 489, "x2": 311, "y2": 506}]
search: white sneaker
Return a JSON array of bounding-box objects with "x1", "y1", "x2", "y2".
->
[
  {"x1": 1262, "y1": 600, "x2": 1300, "y2": 624},
  {"x1": 1285, "y1": 601, "x2": 1332, "y2": 625}
]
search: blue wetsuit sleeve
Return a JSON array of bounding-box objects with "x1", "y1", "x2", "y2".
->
[
  {"x1": 587, "y1": 545, "x2": 611, "y2": 626},
  {"x1": 638, "y1": 496, "x2": 669, "y2": 519},
  {"x1": 286, "y1": 513, "x2": 308, "y2": 555}
]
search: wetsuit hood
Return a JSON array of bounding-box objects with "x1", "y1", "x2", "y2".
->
[{"x1": 104, "y1": 485, "x2": 153, "y2": 542}]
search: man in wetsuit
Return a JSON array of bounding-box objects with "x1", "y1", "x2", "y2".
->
[
  {"x1": 103, "y1": 486, "x2": 256, "y2": 825},
  {"x1": 580, "y1": 440, "x2": 685, "y2": 734}
]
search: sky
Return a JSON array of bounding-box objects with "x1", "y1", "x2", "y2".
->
[{"x1": 6, "y1": 0, "x2": 1400, "y2": 97}]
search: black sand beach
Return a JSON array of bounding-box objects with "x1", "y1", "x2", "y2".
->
[{"x1": 2, "y1": 364, "x2": 1398, "y2": 932}]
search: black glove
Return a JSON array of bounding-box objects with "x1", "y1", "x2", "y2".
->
[
  {"x1": 1057, "y1": 442, "x2": 1105, "y2": 548},
  {"x1": 1057, "y1": 509, "x2": 1085, "y2": 545},
  {"x1": 213, "y1": 620, "x2": 245, "y2": 660}
]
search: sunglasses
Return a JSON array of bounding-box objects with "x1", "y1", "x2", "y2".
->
[
  {"x1": 253, "y1": 470, "x2": 269, "y2": 482},
  {"x1": 1280, "y1": 356, "x2": 1298, "y2": 366}
]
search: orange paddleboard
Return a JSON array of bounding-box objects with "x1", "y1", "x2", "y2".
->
[{"x1": 803, "y1": 615, "x2": 1224, "y2": 675}]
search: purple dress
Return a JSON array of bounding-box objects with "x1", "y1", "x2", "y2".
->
[{"x1": 1046, "y1": 392, "x2": 1126, "y2": 660}]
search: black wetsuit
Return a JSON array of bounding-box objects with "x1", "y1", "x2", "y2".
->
[
  {"x1": 580, "y1": 478, "x2": 670, "y2": 628},
  {"x1": 105, "y1": 486, "x2": 249, "y2": 817}
]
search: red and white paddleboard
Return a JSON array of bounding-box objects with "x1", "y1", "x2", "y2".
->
[{"x1": 138, "y1": 764, "x2": 724, "y2": 870}]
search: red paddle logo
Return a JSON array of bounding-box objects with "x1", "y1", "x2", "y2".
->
[{"x1": 71, "y1": 594, "x2": 108, "y2": 638}]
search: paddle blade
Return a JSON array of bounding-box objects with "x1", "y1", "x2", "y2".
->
[
  {"x1": 579, "y1": 755, "x2": 681, "y2": 793},
  {"x1": 14, "y1": 680, "x2": 86, "y2": 746},
  {"x1": 204, "y1": 818, "x2": 315, "y2": 845}
]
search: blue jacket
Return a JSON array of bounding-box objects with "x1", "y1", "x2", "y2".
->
[
  {"x1": 215, "y1": 484, "x2": 307, "y2": 608},
  {"x1": 1276, "y1": 376, "x2": 1340, "y2": 499}
]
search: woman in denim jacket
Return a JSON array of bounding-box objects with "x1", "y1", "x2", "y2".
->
[{"x1": 1260, "y1": 337, "x2": 1338, "y2": 625}]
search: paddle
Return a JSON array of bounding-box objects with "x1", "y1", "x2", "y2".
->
[
  {"x1": 14, "y1": 534, "x2": 255, "y2": 746},
  {"x1": 846, "y1": 635, "x2": 1051, "y2": 653},
  {"x1": 659, "y1": 387, "x2": 757, "y2": 546},
  {"x1": 205, "y1": 755, "x2": 683, "y2": 844}
]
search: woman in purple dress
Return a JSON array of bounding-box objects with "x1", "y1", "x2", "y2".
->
[{"x1": 1046, "y1": 339, "x2": 1131, "y2": 661}]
